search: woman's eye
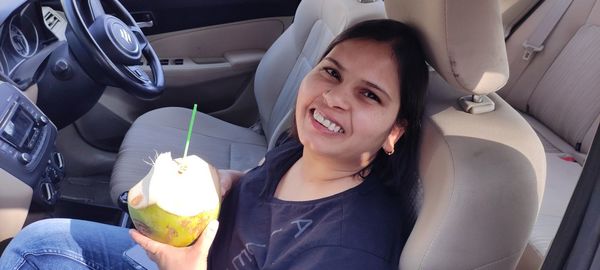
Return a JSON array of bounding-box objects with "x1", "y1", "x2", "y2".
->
[
  {"x1": 323, "y1": 67, "x2": 341, "y2": 80},
  {"x1": 361, "y1": 90, "x2": 381, "y2": 103}
]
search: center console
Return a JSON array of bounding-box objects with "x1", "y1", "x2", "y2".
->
[{"x1": 0, "y1": 82, "x2": 63, "y2": 206}]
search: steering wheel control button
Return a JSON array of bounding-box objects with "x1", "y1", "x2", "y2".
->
[
  {"x1": 89, "y1": 15, "x2": 142, "y2": 65},
  {"x1": 127, "y1": 66, "x2": 151, "y2": 83}
]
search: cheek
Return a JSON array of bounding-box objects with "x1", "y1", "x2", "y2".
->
[
  {"x1": 353, "y1": 109, "x2": 398, "y2": 138},
  {"x1": 296, "y1": 77, "x2": 315, "y2": 107},
  {"x1": 298, "y1": 71, "x2": 329, "y2": 97}
]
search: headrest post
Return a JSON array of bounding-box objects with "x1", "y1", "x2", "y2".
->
[
  {"x1": 472, "y1": 94, "x2": 483, "y2": 103},
  {"x1": 458, "y1": 94, "x2": 495, "y2": 114}
]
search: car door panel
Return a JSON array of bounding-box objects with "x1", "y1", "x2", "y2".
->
[
  {"x1": 74, "y1": 16, "x2": 293, "y2": 152},
  {"x1": 143, "y1": 17, "x2": 290, "y2": 111},
  {"x1": 119, "y1": 0, "x2": 299, "y2": 35},
  {"x1": 141, "y1": 16, "x2": 291, "y2": 116}
]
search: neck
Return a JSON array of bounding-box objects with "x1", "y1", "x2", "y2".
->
[
  {"x1": 298, "y1": 147, "x2": 369, "y2": 184},
  {"x1": 274, "y1": 146, "x2": 374, "y2": 201}
]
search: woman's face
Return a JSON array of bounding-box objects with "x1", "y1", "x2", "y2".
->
[{"x1": 295, "y1": 39, "x2": 405, "y2": 166}]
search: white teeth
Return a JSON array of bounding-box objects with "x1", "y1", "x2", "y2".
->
[{"x1": 312, "y1": 110, "x2": 344, "y2": 133}]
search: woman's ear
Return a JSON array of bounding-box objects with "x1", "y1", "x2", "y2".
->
[{"x1": 382, "y1": 121, "x2": 406, "y2": 153}]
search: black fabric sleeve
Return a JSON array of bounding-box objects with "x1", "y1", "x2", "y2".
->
[{"x1": 286, "y1": 246, "x2": 398, "y2": 270}]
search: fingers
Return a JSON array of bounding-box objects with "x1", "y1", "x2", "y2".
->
[
  {"x1": 192, "y1": 220, "x2": 219, "y2": 260},
  {"x1": 129, "y1": 229, "x2": 164, "y2": 258}
]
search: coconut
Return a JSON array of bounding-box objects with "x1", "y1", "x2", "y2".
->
[{"x1": 127, "y1": 152, "x2": 220, "y2": 247}]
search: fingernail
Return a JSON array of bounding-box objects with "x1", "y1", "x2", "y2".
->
[{"x1": 208, "y1": 220, "x2": 219, "y2": 232}]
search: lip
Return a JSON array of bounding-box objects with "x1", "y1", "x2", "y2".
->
[{"x1": 308, "y1": 108, "x2": 345, "y2": 136}]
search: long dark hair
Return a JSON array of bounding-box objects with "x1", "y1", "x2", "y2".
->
[{"x1": 292, "y1": 19, "x2": 428, "y2": 239}]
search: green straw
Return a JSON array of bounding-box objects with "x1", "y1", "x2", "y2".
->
[{"x1": 183, "y1": 104, "x2": 198, "y2": 158}]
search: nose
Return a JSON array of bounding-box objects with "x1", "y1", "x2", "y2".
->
[{"x1": 323, "y1": 86, "x2": 350, "y2": 110}]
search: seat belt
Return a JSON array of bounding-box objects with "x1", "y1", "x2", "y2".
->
[
  {"x1": 503, "y1": 0, "x2": 574, "y2": 97},
  {"x1": 522, "y1": 0, "x2": 574, "y2": 61}
]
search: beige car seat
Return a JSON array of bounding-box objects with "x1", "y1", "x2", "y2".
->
[
  {"x1": 109, "y1": 0, "x2": 386, "y2": 204},
  {"x1": 498, "y1": 0, "x2": 600, "y2": 268},
  {"x1": 385, "y1": 0, "x2": 546, "y2": 269}
]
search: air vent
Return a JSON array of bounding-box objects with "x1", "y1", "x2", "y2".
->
[
  {"x1": 159, "y1": 59, "x2": 169, "y2": 65},
  {"x1": 44, "y1": 11, "x2": 60, "y2": 30},
  {"x1": 173, "y1": 59, "x2": 184, "y2": 65}
]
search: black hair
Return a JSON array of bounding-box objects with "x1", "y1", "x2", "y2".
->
[{"x1": 290, "y1": 19, "x2": 429, "y2": 241}]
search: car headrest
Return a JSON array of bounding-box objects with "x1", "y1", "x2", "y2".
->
[{"x1": 385, "y1": 0, "x2": 509, "y2": 95}]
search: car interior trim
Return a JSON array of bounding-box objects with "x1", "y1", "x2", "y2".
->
[{"x1": 0, "y1": 168, "x2": 32, "y2": 243}]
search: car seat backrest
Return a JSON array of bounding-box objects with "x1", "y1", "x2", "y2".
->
[
  {"x1": 386, "y1": 0, "x2": 547, "y2": 269},
  {"x1": 252, "y1": 0, "x2": 386, "y2": 149},
  {"x1": 501, "y1": 0, "x2": 600, "y2": 156},
  {"x1": 501, "y1": 0, "x2": 541, "y2": 37}
]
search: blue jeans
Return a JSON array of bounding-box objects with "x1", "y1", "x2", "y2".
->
[{"x1": 0, "y1": 218, "x2": 139, "y2": 270}]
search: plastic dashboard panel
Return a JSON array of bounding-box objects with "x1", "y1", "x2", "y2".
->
[{"x1": 0, "y1": 82, "x2": 57, "y2": 188}]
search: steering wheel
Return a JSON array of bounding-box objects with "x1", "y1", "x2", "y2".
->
[{"x1": 60, "y1": 0, "x2": 164, "y2": 99}]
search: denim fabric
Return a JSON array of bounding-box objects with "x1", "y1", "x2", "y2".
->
[{"x1": 0, "y1": 218, "x2": 138, "y2": 270}]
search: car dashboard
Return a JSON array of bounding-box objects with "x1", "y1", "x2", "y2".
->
[{"x1": 0, "y1": 0, "x2": 65, "y2": 242}]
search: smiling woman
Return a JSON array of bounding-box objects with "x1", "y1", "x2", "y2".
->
[{"x1": 0, "y1": 20, "x2": 428, "y2": 270}]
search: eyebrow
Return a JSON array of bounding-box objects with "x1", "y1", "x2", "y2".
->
[
  {"x1": 324, "y1": 57, "x2": 346, "y2": 71},
  {"x1": 324, "y1": 57, "x2": 392, "y2": 101}
]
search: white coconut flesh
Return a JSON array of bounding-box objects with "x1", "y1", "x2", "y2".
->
[{"x1": 128, "y1": 152, "x2": 220, "y2": 217}]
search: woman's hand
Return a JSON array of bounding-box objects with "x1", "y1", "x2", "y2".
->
[
  {"x1": 130, "y1": 220, "x2": 219, "y2": 270},
  {"x1": 218, "y1": 169, "x2": 245, "y2": 199}
]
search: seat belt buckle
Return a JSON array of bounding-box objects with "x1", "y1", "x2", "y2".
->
[{"x1": 522, "y1": 41, "x2": 544, "y2": 61}]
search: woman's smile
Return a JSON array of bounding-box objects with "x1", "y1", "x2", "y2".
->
[{"x1": 309, "y1": 109, "x2": 345, "y2": 135}]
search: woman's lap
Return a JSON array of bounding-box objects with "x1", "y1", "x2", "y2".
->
[{"x1": 0, "y1": 218, "x2": 137, "y2": 270}]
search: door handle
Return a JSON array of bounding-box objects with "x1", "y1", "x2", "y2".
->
[
  {"x1": 136, "y1": 21, "x2": 154, "y2": 28},
  {"x1": 131, "y1": 12, "x2": 155, "y2": 29}
]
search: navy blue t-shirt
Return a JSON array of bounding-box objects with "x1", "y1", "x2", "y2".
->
[{"x1": 208, "y1": 138, "x2": 405, "y2": 270}]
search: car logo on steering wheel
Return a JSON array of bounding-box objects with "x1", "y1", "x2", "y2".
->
[{"x1": 120, "y1": 27, "x2": 132, "y2": 44}]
